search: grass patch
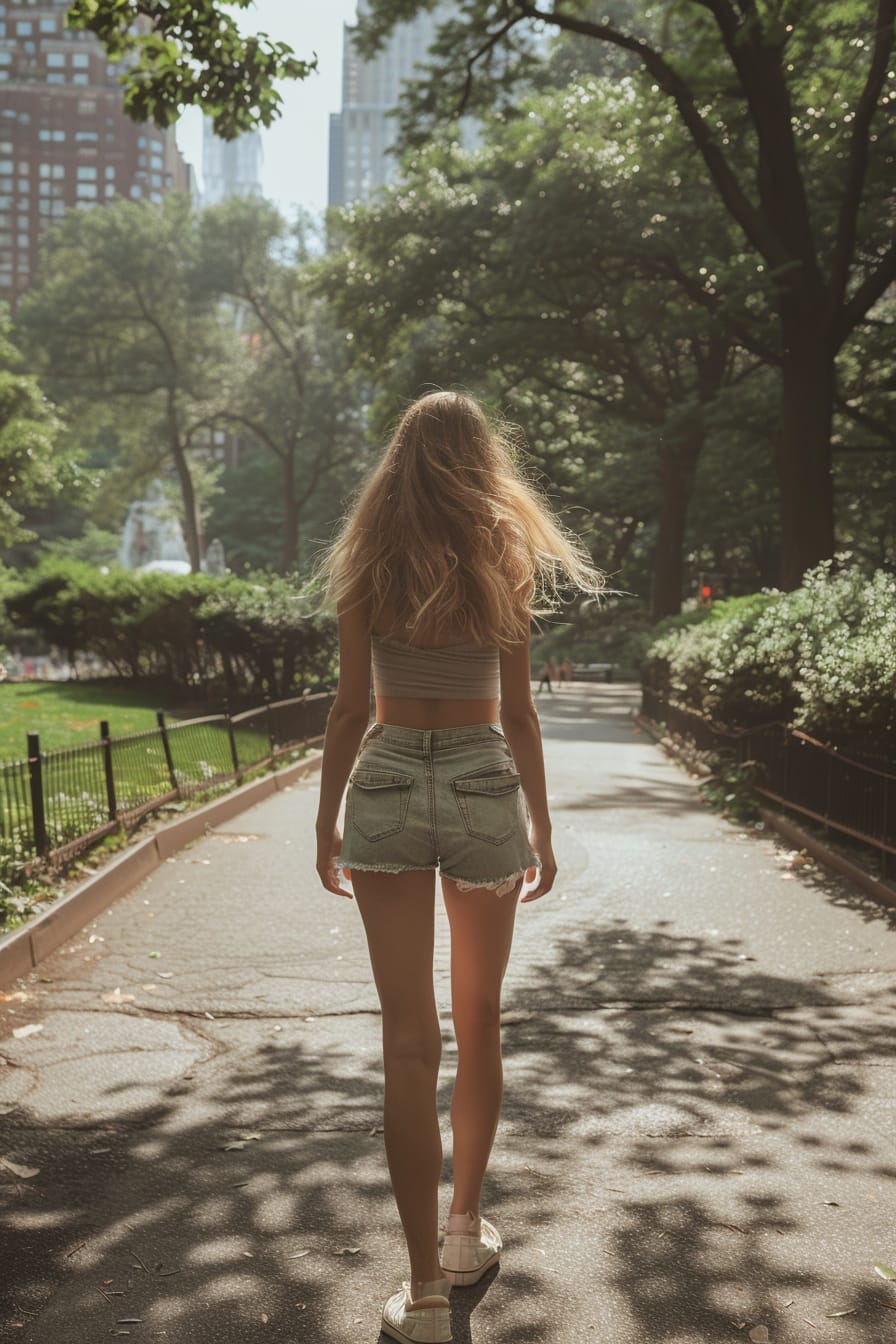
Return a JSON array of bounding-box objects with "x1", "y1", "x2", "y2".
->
[{"x1": 0, "y1": 681, "x2": 183, "y2": 759}]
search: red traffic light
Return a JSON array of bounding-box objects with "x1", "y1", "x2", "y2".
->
[{"x1": 700, "y1": 585, "x2": 712, "y2": 599}]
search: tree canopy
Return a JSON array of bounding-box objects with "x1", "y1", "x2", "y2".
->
[
  {"x1": 66, "y1": 0, "x2": 317, "y2": 138},
  {"x1": 355, "y1": 0, "x2": 896, "y2": 588}
]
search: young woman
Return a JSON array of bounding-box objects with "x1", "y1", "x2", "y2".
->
[{"x1": 314, "y1": 391, "x2": 604, "y2": 1344}]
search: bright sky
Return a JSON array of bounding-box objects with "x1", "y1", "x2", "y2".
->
[{"x1": 176, "y1": 0, "x2": 359, "y2": 219}]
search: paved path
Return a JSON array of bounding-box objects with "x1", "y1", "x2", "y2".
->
[{"x1": 2, "y1": 684, "x2": 895, "y2": 1344}]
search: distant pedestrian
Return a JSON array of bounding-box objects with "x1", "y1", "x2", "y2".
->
[
  {"x1": 536, "y1": 659, "x2": 553, "y2": 693},
  {"x1": 561, "y1": 657, "x2": 573, "y2": 685}
]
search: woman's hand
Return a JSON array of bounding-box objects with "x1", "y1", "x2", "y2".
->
[
  {"x1": 521, "y1": 827, "x2": 556, "y2": 903},
  {"x1": 316, "y1": 826, "x2": 353, "y2": 899}
]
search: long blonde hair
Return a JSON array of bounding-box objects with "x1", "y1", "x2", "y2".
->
[{"x1": 316, "y1": 390, "x2": 605, "y2": 648}]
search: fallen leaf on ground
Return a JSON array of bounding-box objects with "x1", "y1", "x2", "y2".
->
[
  {"x1": 0, "y1": 1156, "x2": 39, "y2": 1179},
  {"x1": 261, "y1": 1313, "x2": 268, "y2": 1323},
  {"x1": 0, "y1": 992, "x2": 28, "y2": 1002},
  {"x1": 221, "y1": 1141, "x2": 247, "y2": 1151},
  {"x1": 748, "y1": 1327, "x2": 769, "y2": 1343},
  {"x1": 101, "y1": 990, "x2": 134, "y2": 1005},
  {"x1": 11, "y1": 1023, "x2": 43, "y2": 1039},
  {"x1": 286, "y1": 1250, "x2": 311, "y2": 1259},
  {"x1": 334, "y1": 1246, "x2": 360, "y2": 1255},
  {"x1": 239, "y1": 1132, "x2": 263, "y2": 1142},
  {"x1": 147, "y1": 952, "x2": 161, "y2": 959},
  {"x1": 874, "y1": 1264, "x2": 896, "y2": 1280},
  {"x1": 158, "y1": 972, "x2": 174, "y2": 979},
  {"x1": 825, "y1": 1308, "x2": 857, "y2": 1317}
]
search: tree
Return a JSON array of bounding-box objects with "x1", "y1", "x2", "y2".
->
[
  {"x1": 66, "y1": 0, "x2": 317, "y2": 138},
  {"x1": 358, "y1": 0, "x2": 896, "y2": 588},
  {"x1": 197, "y1": 198, "x2": 369, "y2": 572},
  {"x1": 0, "y1": 314, "x2": 79, "y2": 552},
  {"x1": 323, "y1": 85, "x2": 768, "y2": 616},
  {"x1": 17, "y1": 195, "x2": 241, "y2": 571}
]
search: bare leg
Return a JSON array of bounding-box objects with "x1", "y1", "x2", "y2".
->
[
  {"x1": 353, "y1": 869, "x2": 443, "y2": 1289},
  {"x1": 441, "y1": 876, "x2": 522, "y2": 1216}
]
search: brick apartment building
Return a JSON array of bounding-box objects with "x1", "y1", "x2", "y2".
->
[{"x1": 0, "y1": 0, "x2": 190, "y2": 305}]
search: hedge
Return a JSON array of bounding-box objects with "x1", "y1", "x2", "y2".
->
[
  {"x1": 642, "y1": 560, "x2": 896, "y2": 745},
  {"x1": 5, "y1": 562, "x2": 338, "y2": 699}
]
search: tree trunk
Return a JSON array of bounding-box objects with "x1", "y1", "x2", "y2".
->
[
  {"x1": 281, "y1": 447, "x2": 299, "y2": 573},
  {"x1": 651, "y1": 441, "x2": 700, "y2": 620},
  {"x1": 775, "y1": 305, "x2": 835, "y2": 589},
  {"x1": 167, "y1": 392, "x2": 202, "y2": 572}
]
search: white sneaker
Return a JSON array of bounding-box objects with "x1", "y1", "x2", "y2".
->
[
  {"x1": 439, "y1": 1210, "x2": 502, "y2": 1286},
  {"x1": 381, "y1": 1280, "x2": 452, "y2": 1343}
]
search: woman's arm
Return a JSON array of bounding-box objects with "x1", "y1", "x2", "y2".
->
[
  {"x1": 498, "y1": 633, "x2": 557, "y2": 901},
  {"x1": 315, "y1": 600, "x2": 371, "y2": 897}
]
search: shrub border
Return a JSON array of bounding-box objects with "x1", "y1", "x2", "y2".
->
[{"x1": 0, "y1": 747, "x2": 323, "y2": 989}]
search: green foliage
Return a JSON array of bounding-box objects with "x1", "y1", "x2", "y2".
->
[
  {"x1": 0, "y1": 316, "x2": 80, "y2": 550},
  {"x1": 643, "y1": 560, "x2": 896, "y2": 742},
  {"x1": 66, "y1": 1, "x2": 317, "y2": 138},
  {"x1": 5, "y1": 562, "x2": 337, "y2": 699}
]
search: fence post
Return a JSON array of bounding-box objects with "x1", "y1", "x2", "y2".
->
[
  {"x1": 99, "y1": 720, "x2": 117, "y2": 823},
  {"x1": 156, "y1": 710, "x2": 178, "y2": 794},
  {"x1": 265, "y1": 694, "x2": 276, "y2": 758},
  {"x1": 26, "y1": 731, "x2": 49, "y2": 858},
  {"x1": 224, "y1": 703, "x2": 241, "y2": 780}
]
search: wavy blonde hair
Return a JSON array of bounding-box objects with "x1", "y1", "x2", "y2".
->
[{"x1": 315, "y1": 390, "x2": 605, "y2": 648}]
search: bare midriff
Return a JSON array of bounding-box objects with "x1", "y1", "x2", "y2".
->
[{"x1": 374, "y1": 694, "x2": 500, "y2": 729}]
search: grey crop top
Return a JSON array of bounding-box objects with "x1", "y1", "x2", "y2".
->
[{"x1": 371, "y1": 634, "x2": 500, "y2": 700}]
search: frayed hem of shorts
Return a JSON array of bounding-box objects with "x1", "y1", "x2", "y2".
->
[
  {"x1": 443, "y1": 868, "x2": 533, "y2": 898},
  {"x1": 337, "y1": 860, "x2": 431, "y2": 875}
]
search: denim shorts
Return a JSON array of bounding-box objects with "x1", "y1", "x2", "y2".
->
[{"x1": 339, "y1": 722, "x2": 538, "y2": 895}]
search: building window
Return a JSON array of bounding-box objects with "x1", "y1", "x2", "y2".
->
[
  {"x1": 40, "y1": 18, "x2": 56, "y2": 33},
  {"x1": 78, "y1": 99, "x2": 96, "y2": 114},
  {"x1": 76, "y1": 181, "x2": 97, "y2": 199},
  {"x1": 16, "y1": 20, "x2": 32, "y2": 36},
  {"x1": 129, "y1": 184, "x2": 141, "y2": 198},
  {"x1": 0, "y1": 51, "x2": 10, "y2": 65},
  {"x1": 16, "y1": 232, "x2": 27, "y2": 247},
  {"x1": 104, "y1": 164, "x2": 115, "y2": 178},
  {"x1": 75, "y1": 130, "x2": 96, "y2": 142},
  {"x1": 46, "y1": 72, "x2": 65, "y2": 84},
  {"x1": 104, "y1": 183, "x2": 115, "y2": 197},
  {"x1": 76, "y1": 165, "x2": 97, "y2": 179},
  {"x1": 72, "y1": 52, "x2": 89, "y2": 68},
  {"x1": 137, "y1": 135, "x2": 146, "y2": 147},
  {"x1": 72, "y1": 73, "x2": 89, "y2": 85},
  {"x1": 0, "y1": 161, "x2": 12, "y2": 176},
  {"x1": 46, "y1": 52, "x2": 64, "y2": 68}
]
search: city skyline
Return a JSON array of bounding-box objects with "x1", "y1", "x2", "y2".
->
[{"x1": 177, "y1": 0, "x2": 358, "y2": 220}]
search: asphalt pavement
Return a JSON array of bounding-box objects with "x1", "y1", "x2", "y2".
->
[{"x1": 2, "y1": 682, "x2": 895, "y2": 1344}]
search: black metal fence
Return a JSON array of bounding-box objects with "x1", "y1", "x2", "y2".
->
[
  {"x1": 641, "y1": 687, "x2": 896, "y2": 881},
  {"x1": 0, "y1": 692, "x2": 335, "y2": 873}
]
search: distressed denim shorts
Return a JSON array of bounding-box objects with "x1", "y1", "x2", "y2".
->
[{"x1": 339, "y1": 722, "x2": 539, "y2": 896}]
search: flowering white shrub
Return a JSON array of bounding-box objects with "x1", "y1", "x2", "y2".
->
[{"x1": 643, "y1": 560, "x2": 896, "y2": 743}]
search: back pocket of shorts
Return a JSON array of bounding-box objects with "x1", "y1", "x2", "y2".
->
[
  {"x1": 349, "y1": 769, "x2": 414, "y2": 842},
  {"x1": 452, "y1": 771, "x2": 522, "y2": 845}
]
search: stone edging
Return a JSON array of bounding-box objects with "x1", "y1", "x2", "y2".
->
[
  {"x1": 0, "y1": 751, "x2": 323, "y2": 989},
  {"x1": 634, "y1": 711, "x2": 896, "y2": 911}
]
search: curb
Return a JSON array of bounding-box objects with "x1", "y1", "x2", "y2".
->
[
  {"x1": 0, "y1": 750, "x2": 323, "y2": 989},
  {"x1": 634, "y1": 711, "x2": 896, "y2": 912},
  {"x1": 756, "y1": 807, "x2": 896, "y2": 912}
]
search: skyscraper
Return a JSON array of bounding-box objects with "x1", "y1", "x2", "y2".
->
[
  {"x1": 0, "y1": 0, "x2": 190, "y2": 305},
  {"x1": 328, "y1": 2, "x2": 449, "y2": 207},
  {"x1": 201, "y1": 118, "x2": 263, "y2": 206}
]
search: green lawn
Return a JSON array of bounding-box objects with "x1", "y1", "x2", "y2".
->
[{"x1": 0, "y1": 681, "x2": 172, "y2": 759}]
